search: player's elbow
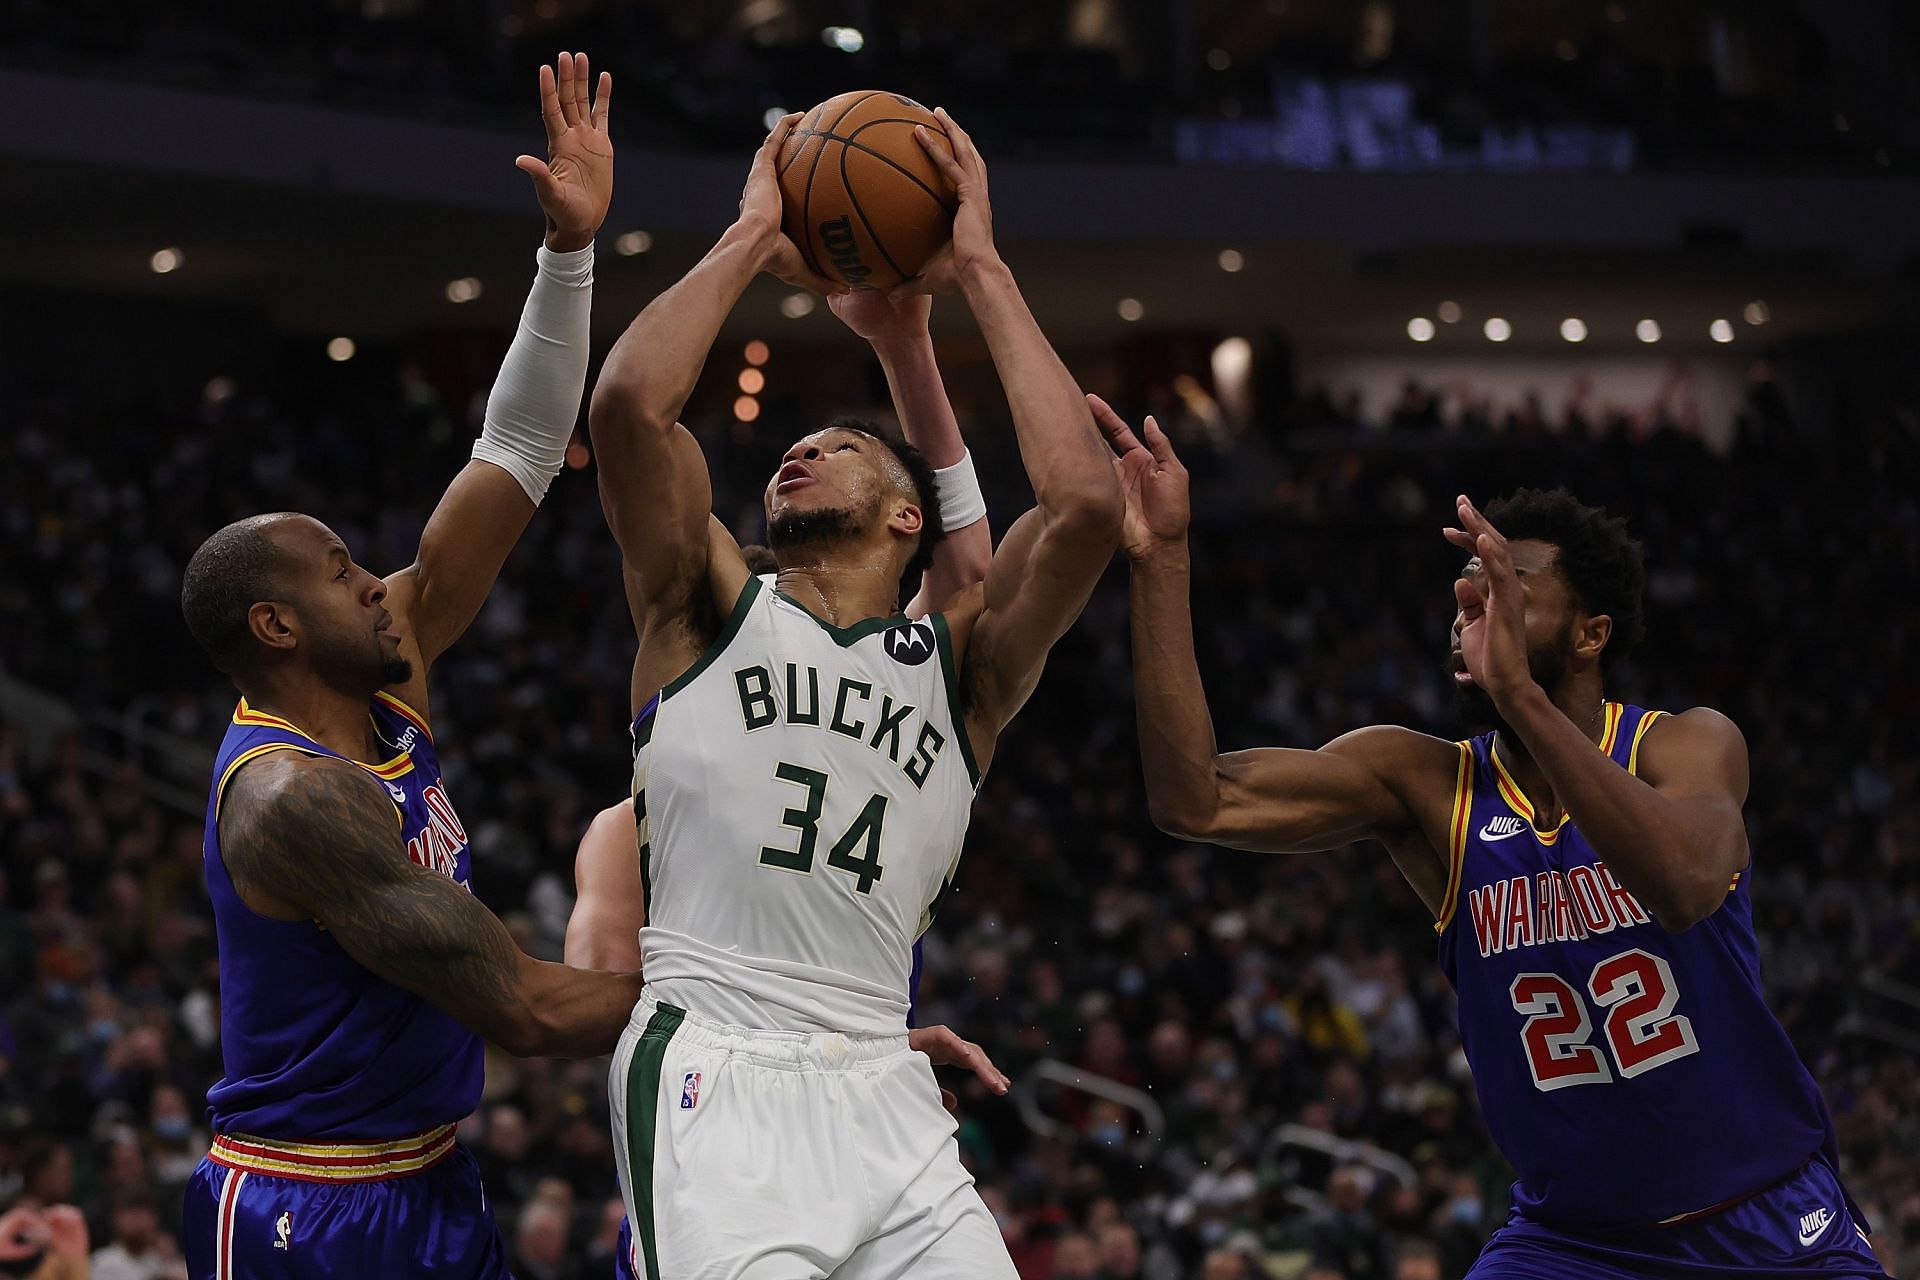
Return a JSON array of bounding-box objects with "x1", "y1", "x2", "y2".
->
[
  {"x1": 490, "y1": 1001, "x2": 550, "y2": 1058},
  {"x1": 1146, "y1": 789, "x2": 1221, "y2": 845},
  {"x1": 588, "y1": 374, "x2": 674, "y2": 440},
  {"x1": 1045, "y1": 479, "x2": 1124, "y2": 549},
  {"x1": 1648, "y1": 840, "x2": 1745, "y2": 933}
]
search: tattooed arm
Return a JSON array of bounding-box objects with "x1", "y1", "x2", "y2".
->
[{"x1": 220, "y1": 752, "x2": 643, "y2": 1058}]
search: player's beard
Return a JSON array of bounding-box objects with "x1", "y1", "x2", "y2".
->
[
  {"x1": 309, "y1": 617, "x2": 412, "y2": 696},
  {"x1": 1449, "y1": 634, "x2": 1571, "y2": 736},
  {"x1": 768, "y1": 504, "x2": 864, "y2": 554}
]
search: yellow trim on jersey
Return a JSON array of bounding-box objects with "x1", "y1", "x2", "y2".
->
[
  {"x1": 232, "y1": 697, "x2": 413, "y2": 778},
  {"x1": 1485, "y1": 702, "x2": 1627, "y2": 845},
  {"x1": 214, "y1": 742, "x2": 318, "y2": 817},
  {"x1": 374, "y1": 690, "x2": 433, "y2": 743},
  {"x1": 1597, "y1": 701, "x2": 1624, "y2": 756},
  {"x1": 1627, "y1": 708, "x2": 1667, "y2": 777},
  {"x1": 232, "y1": 698, "x2": 301, "y2": 733},
  {"x1": 1434, "y1": 741, "x2": 1475, "y2": 934}
]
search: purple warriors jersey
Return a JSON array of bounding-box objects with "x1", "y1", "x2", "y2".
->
[
  {"x1": 1435, "y1": 703, "x2": 1839, "y2": 1228},
  {"x1": 201, "y1": 694, "x2": 484, "y2": 1139}
]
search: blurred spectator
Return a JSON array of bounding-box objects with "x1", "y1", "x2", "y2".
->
[{"x1": 88, "y1": 1192, "x2": 184, "y2": 1280}]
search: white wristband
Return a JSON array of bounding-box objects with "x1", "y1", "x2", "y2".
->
[{"x1": 932, "y1": 451, "x2": 987, "y2": 531}]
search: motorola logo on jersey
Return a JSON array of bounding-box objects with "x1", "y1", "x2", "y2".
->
[{"x1": 883, "y1": 621, "x2": 937, "y2": 667}]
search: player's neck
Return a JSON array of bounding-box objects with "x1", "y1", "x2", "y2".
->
[
  {"x1": 239, "y1": 675, "x2": 385, "y2": 763},
  {"x1": 1492, "y1": 680, "x2": 1609, "y2": 814},
  {"x1": 772, "y1": 561, "x2": 900, "y2": 629}
]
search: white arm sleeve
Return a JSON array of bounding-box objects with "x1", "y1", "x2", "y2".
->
[{"x1": 468, "y1": 242, "x2": 594, "y2": 504}]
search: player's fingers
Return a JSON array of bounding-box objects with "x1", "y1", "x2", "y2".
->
[
  {"x1": 573, "y1": 52, "x2": 591, "y2": 121},
  {"x1": 1089, "y1": 397, "x2": 1146, "y2": 456},
  {"x1": 1454, "y1": 576, "x2": 1484, "y2": 614},
  {"x1": 536, "y1": 62, "x2": 565, "y2": 138},
  {"x1": 964, "y1": 1043, "x2": 1011, "y2": 1093},
  {"x1": 592, "y1": 71, "x2": 612, "y2": 131},
  {"x1": 914, "y1": 125, "x2": 968, "y2": 187},
  {"x1": 556, "y1": 53, "x2": 581, "y2": 127},
  {"x1": 932, "y1": 107, "x2": 979, "y2": 166},
  {"x1": 1442, "y1": 526, "x2": 1476, "y2": 551},
  {"x1": 515, "y1": 156, "x2": 562, "y2": 204},
  {"x1": 1140, "y1": 414, "x2": 1179, "y2": 464}
]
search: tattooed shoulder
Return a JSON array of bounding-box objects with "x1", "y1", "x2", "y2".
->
[{"x1": 220, "y1": 751, "x2": 406, "y2": 918}]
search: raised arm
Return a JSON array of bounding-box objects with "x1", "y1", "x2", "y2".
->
[
  {"x1": 220, "y1": 753, "x2": 643, "y2": 1058},
  {"x1": 1093, "y1": 398, "x2": 1458, "y2": 900},
  {"x1": 827, "y1": 291, "x2": 993, "y2": 615},
  {"x1": 588, "y1": 115, "x2": 839, "y2": 712},
  {"x1": 1448, "y1": 496, "x2": 1749, "y2": 930},
  {"x1": 564, "y1": 801, "x2": 645, "y2": 972},
  {"x1": 909, "y1": 112, "x2": 1122, "y2": 746},
  {"x1": 383, "y1": 54, "x2": 612, "y2": 697}
]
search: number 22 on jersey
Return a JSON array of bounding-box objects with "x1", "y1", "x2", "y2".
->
[{"x1": 1510, "y1": 947, "x2": 1701, "y2": 1090}]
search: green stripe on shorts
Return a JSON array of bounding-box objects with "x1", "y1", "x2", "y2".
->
[{"x1": 625, "y1": 1002, "x2": 686, "y2": 1280}]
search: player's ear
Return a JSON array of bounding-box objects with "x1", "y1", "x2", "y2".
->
[
  {"x1": 1574, "y1": 612, "x2": 1612, "y2": 666},
  {"x1": 888, "y1": 497, "x2": 924, "y2": 540},
  {"x1": 249, "y1": 600, "x2": 298, "y2": 654}
]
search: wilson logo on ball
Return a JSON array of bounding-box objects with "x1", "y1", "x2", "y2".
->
[{"x1": 818, "y1": 215, "x2": 872, "y2": 286}]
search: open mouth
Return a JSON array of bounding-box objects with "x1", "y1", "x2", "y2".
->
[
  {"x1": 775, "y1": 461, "x2": 816, "y2": 494},
  {"x1": 1450, "y1": 651, "x2": 1475, "y2": 687}
]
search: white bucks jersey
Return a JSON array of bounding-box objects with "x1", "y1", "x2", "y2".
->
[{"x1": 634, "y1": 576, "x2": 981, "y2": 1035}]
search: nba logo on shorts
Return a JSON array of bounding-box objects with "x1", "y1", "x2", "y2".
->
[
  {"x1": 681, "y1": 1072, "x2": 701, "y2": 1109},
  {"x1": 273, "y1": 1211, "x2": 292, "y2": 1251}
]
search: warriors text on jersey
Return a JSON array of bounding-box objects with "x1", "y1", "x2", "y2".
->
[
  {"x1": 202, "y1": 694, "x2": 483, "y2": 1140},
  {"x1": 1436, "y1": 703, "x2": 1842, "y2": 1228},
  {"x1": 633, "y1": 576, "x2": 981, "y2": 1035}
]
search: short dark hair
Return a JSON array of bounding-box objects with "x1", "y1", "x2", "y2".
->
[
  {"x1": 1484, "y1": 488, "x2": 1645, "y2": 670},
  {"x1": 180, "y1": 514, "x2": 300, "y2": 674},
  {"x1": 821, "y1": 416, "x2": 946, "y2": 579}
]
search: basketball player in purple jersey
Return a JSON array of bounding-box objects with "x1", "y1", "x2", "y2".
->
[
  {"x1": 1092, "y1": 398, "x2": 1885, "y2": 1278},
  {"x1": 176, "y1": 56, "x2": 645, "y2": 1279}
]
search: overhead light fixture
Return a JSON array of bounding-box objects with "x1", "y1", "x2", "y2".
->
[
  {"x1": 1560, "y1": 318, "x2": 1587, "y2": 343},
  {"x1": 738, "y1": 368, "x2": 766, "y2": 394},
  {"x1": 1709, "y1": 319, "x2": 1735, "y2": 344},
  {"x1": 150, "y1": 248, "x2": 184, "y2": 274},
  {"x1": 327, "y1": 337, "x2": 357, "y2": 362},
  {"x1": 1117, "y1": 298, "x2": 1144, "y2": 322},
  {"x1": 615, "y1": 231, "x2": 653, "y2": 256},
  {"x1": 821, "y1": 26, "x2": 864, "y2": 53},
  {"x1": 1635, "y1": 319, "x2": 1661, "y2": 343},
  {"x1": 445, "y1": 277, "x2": 483, "y2": 303},
  {"x1": 1483, "y1": 317, "x2": 1511, "y2": 343},
  {"x1": 1437, "y1": 300, "x2": 1462, "y2": 324},
  {"x1": 1407, "y1": 318, "x2": 1435, "y2": 342},
  {"x1": 780, "y1": 293, "x2": 815, "y2": 319},
  {"x1": 1743, "y1": 300, "x2": 1770, "y2": 326},
  {"x1": 744, "y1": 340, "x2": 770, "y2": 366},
  {"x1": 734, "y1": 396, "x2": 762, "y2": 422},
  {"x1": 1217, "y1": 249, "x2": 1245, "y2": 273}
]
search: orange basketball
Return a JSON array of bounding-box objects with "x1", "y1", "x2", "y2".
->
[{"x1": 776, "y1": 91, "x2": 958, "y2": 291}]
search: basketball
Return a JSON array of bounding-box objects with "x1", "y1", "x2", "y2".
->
[{"x1": 777, "y1": 91, "x2": 958, "y2": 291}]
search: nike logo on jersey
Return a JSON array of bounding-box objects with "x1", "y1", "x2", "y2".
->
[
  {"x1": 385, "y1": 781, "x2": 407, "y2": 804},
  {"x1": 1797, "y1": 1207, "x2": 1834, "y2": 1247},
  {"x1": 1479, "y1": 816, "x2": 1531, "y2": 842}
]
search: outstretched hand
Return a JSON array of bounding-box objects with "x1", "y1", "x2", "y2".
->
[
  {"x1": 1088, "y1": 394, "x2": 1190, "y2": 559},
  {"x1": 516, "y1": 52, "x2": 613, "y2": 252},
  {"x1": 909, "y1": 1023, "x2": 1010, "y2": 1114},
  {"x1": 893, "y1": 108, "x2": 996, "y2": 298},
  {"x1": 740, "y1": 114, "x2": 844, "y2": 296},
  {"x1": 1445, "y1": 495, "x2": 1534, "y2": 703}
]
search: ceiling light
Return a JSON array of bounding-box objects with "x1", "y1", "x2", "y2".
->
[
  {"x1": 615, "y1": 231, "x2": 653, "y2": 256},
  {"x1": 149, "y1": 248, "x2": 183, "y2": 274},
  {"x1": 1117, "y1": 298, "x2": 1144, "y2": 322},
  {"x1": 1560, "y1": 318, "x2": 1587, "y2": 343},
  {"x1": 1709, "y1": 319, "x2": 1735, "y2": 344},
  {"x1": 1483, "y1": 317, "x2": 1511, "y2": 342},
  {"x1": 327, "y1": 337, "x2": 356, "y2": 362},
  {"x1": 1407, "y1": 318, "x2": 1435, "y2": 342}
]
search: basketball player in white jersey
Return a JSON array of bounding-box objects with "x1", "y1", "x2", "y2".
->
[{"x1": 587, "y1": 109, "x2": 1121, "y2": 1278}]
